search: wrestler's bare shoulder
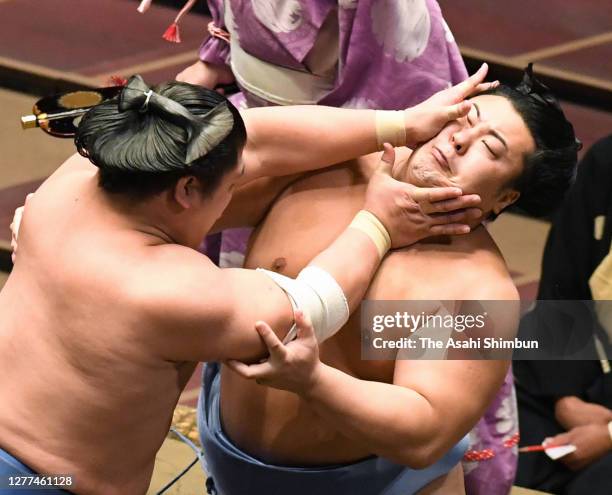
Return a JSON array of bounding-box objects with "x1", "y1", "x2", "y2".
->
[
  {"x1": 42, "y1": 153, "x2": 97, "y2": 186},
  {"x1": 370, "y1": 225, "x2": 519, "y2": 302}
]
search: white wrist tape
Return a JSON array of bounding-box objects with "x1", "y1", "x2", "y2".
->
[
  {"x1": 375, "y1": 110, "x2": 407, "y2": 150},
  {"x1": 349, "y1": 210, "x2": 391, "y2": 259},
  {"x1": 257, "y1": 266, "x2": 349, "y2": 344}
]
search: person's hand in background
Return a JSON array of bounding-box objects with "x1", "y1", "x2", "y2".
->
[
  {"x1": 546, "y1": 423, "x2": 612, "y2": 471},
  {"x1": 176, "y1": 60, "x2": 235, "y2": 90}
]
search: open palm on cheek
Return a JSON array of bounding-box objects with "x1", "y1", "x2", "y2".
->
[{"x1": 225, "y1": 311, "x2": 322, "y2": 394}]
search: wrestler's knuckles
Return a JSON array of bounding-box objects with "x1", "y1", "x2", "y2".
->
[
  {"x1": 391, "y1": 213, "x2": 429, "y2": 247},
  {"x1": 372, "y1": 193, "x2": 430, "y2": 248},
  {"x1": 266, "y1": 346, "x2": 319, "y2": 393}
]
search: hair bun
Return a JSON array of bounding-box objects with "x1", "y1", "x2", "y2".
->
[{"x1": 118, "y1": 75, "x2": 235, "y2": 164}]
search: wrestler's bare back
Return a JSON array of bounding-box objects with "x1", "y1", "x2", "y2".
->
[
  {"x1": 0, "y1": 156, "x2": 206, "y2": 494},
  {"x1": 221, "y1": 151, "x2": 514, "y2": 467}
]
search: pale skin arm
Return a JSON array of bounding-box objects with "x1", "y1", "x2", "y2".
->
[
  {"x1": 206, "y1": 65, "x2": 494, "y2": 232},
  {"x1": 227, "y1": 285, "x2": 518, "y2": 467},
  {"x1": 176, "y1": 63, "x2": 496, "y2": 184},
  {"x1": 239, "y1": 64, "x2": 497, "y2": 183},
  {"x1": 10, "y1": 66, "x2": 493, "y2": 246},
  {"x1": 176, "y1": 61, "x2": 235, "y2": 89},
  {"x1": 148, "y1": 229, "x2": 382, "y2": 363},
  {"x1": 145, "y1": 148, "x2": 481, "y2": 363},
  {"x1": 301, "y1": 358, "x2": 509, "y2": 468}
]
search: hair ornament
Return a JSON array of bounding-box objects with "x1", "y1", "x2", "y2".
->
[
  {"x1": 118, "y1": 75, "x2": 235, "y2": 163},
  {"x1": 516, "y1": 64, "x2": 582, "y2": 150}
]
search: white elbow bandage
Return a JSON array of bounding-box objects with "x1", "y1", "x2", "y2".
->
[
  {"x1": 375, "y1": 110, "x2": 407, "y2": 150},
  {"x1": 257, "y1": 266, "x2": 349, "y2": 344}
]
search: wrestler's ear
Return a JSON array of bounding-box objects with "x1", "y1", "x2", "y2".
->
[
  {"x1": 173, "y1": 176, "x2": 201, "y2": 209},
  {"x1": 492, "y1": 188, "x2": 520, "y2": 216}
]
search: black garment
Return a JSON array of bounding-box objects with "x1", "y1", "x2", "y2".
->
[{"x1": 514, "y1": 136, "x2": 612, "y2": 494}]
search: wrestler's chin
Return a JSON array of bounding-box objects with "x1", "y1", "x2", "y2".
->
[{"x1": 406, "y1": 160, "x2": 448, "y2": 188}]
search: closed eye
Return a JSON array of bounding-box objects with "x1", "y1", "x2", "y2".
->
[
  {"x1": 482, "y1": 140, "x2": 497, "y2": 158},
  {"x1": 472, "y1": 102, "x2": 509, "y2": 152}
]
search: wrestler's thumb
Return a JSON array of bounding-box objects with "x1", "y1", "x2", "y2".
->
[
  {"x1": 295, "y1": 310, "x2": 315, "y2": 340},
  {"x1": 376, "y1": 143, "x2": 395, "y2": 176},
  {"x1": 447, "y1": 100, "x2": 472, "y2": 121}
]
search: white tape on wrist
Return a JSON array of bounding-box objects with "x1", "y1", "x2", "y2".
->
[
  {"x1": 375, "y1": 110, "x2": 407, "y2": 150},
  {"x1": 257, "y1": 266, "x2": 349, "y2": 344},
  {"x1": 349, "y1": 210, "x2": 391, "y2": 259}
]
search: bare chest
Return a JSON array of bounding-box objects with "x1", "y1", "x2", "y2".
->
[{"x1": 243, "y1": 168, "x2": 470, "y2": 381}]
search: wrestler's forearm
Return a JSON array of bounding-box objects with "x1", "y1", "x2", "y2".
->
[
  {"x1": 302, "y1": 364, "x2": 442, "y2": 468},
  {"x1": 306, "y1": 228, "x2": 382, "y2": 313},
  {"x1": 241, "y1": 106, "x2": 379, "y2": 182},
  {"x1": 202, "y1": 229, "x2": 382, "y2": 363}
]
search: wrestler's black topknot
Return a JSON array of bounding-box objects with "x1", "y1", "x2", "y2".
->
[{"x1": 75, "y1": 78, "x2": 246, "y2": 198}]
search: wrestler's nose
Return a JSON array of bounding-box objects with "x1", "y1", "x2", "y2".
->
[
  {"x1": 451, "y1": 122, "x2": 491, "y2": 154},
  {"x1": 450, "y1": 130, "x2": 470, "y2": 155}
]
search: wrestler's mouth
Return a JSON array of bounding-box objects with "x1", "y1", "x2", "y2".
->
[{"x1": 431, "y1": 146, "x2": 451, "y2": 174}]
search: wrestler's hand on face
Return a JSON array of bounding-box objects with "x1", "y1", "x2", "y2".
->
[
  {"x1": 404, "y1": 63, "x2": 499, "y2": 148},
  {"x1": 546, "y1": 424, "x2": 612, "y2": 471},
  {"x1": 175, "y1": 60, "x2": 235, "y2": 92},
  {"x1": 364, "y1": 144, "x2": 482, "y2": 248},
  {"x1": 225, "y1": 311, "x2": 322, "y2": 394},
  {"x1": 9, "y1": 193, "x2": 33, "y2": 263}
]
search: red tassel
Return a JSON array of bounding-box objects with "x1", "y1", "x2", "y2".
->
[
  {"x1": 162, "y1": 22, "x2": 181, "y2": 43},
  {"x1": 107, "y1": 75, "x2": 128, "y2": 87}
]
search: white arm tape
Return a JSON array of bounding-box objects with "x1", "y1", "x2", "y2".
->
[{"x1": 257, "y1": 266, "x2": 349, "y2": 344}]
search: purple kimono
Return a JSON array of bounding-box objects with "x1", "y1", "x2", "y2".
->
[
  {"x1": 463, "y1": 366, "x2": 520, "y2": 495},
  {"x1": 198, "y1": 2, "x2": 517, "y2": 493}
]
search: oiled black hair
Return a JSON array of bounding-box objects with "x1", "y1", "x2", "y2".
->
[
  {"x1": 478, "y1": 70, "x2": 579, "y2": 218},
  {"x1": 75, "y1": 81, "x2": 246, "y2": 198}
]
